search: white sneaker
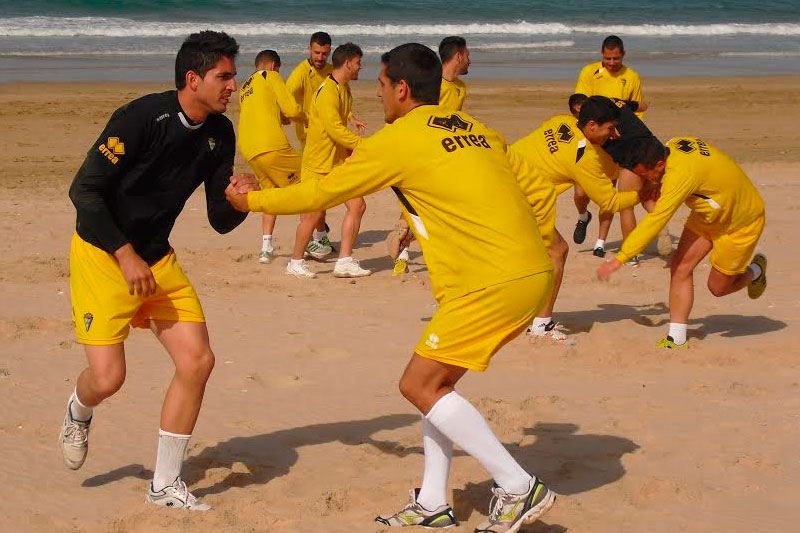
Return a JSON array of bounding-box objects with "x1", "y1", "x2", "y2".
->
[
  {"x1": 305, "y1": 239, "x2": 332, "y2": 260},
  {"x1": 333, "y1": 258, "x2": 372, "y2": 278},
  {"x1": 147, "y1": 477, "x2": 211, "y2": 511},
  {"x1": 258, "y1": 249, "x2": 274, "y2": 264},
  {"x1": 526, "y1": 321, "x2": 566, "y2": 342},
  {"x1": 286, "y1": 260, "x2": 316, "y2": 278},
  {"x1": 59, "y1": 402, "x2": 91, "y2": 470}
]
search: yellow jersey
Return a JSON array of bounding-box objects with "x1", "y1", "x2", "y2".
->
[
  {"x1": 575, "y1": 62, "x2": 644, "y2": 118},
  {"x1": 505, "y1": 145, "x2": 557, "y2": 247},
  {"x1": 248, "y1": 105, "x2": 553, "y2": 303},
  {"x1": 512, "y1": 114, "x2": 638, "y2": 214},
  {"x1": 285, "y1": 59, "x2": 333, "y2": 143},
  {"x1": 617, "y1": 137, "x2": 765, "y2": 264},
  {"x1": 301, "y1": 75, "x2": 361, "y2": 174},
  {"x1": 439, "y1": 78, "x2": 467, "y2": 111},
  {"x1": 237, "y1": 70, "x2": 304, "y2": 161}
]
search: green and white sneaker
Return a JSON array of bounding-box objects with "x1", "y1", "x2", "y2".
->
[
  {"x1": 748, "y1": 253, "x2": 767, "y2": 299},
  {"x1": 375, "y1": 489, "x2": 458, "y2": 529},
  {"x1": 305, "y1": 239, "x2": 332, "y2": 260},
  {"x1": 319, "y1": 234, "x2": 336, "y2": 253},
  {"x1": 147, "y1": 477, "x2": 211, "y2": 511},
  {"x1": 474, "y1": 478, "x2": 555, "y2": 533},
  {"x1": 59, "y1": 402, "x2": 91, "y2": 470}
]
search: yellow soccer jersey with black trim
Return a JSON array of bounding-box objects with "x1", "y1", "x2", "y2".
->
[
  {"x1": 505, "y1": 144, "x2": 557, "y2": 248},
  {"x1": 575, "y1": 62, "x2": 644, "y2": 118},
  {"x1": 512, "y1": 114, "x2": 638, "y2": 214},
  {"x1": 440, "y1": 78, "x2": 467, "y2": 111},
  {"x1": 617, "y1": 137, "x2": 765, "y2": 264},
  {"x1": 285, "y1": 59, "x2": 334, "y2": 143},
  {"x1": 248, "y1": 105, "x2": 553, "y2": 303},
  {"x1": 237, "y1": 70, "x2": 304, "y2": 161},
  {"x1": 302, "y1": 76, "x2": 361, "y2": 174}
]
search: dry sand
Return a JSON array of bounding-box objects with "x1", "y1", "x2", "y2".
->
[{"x1": 0, "y1": 76, "x2": 798, "y2": 532}]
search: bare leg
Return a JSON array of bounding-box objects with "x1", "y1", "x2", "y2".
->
[
  {"x1": 573, "y1": 185, "x2": 589, "y2": 215},
  {"x1": 293, "y1": 211, "x2": 324, "y2": 260},
  {"x1": 150, "y1": 320, "x2": 215, "y2": 434},
  {"x1": 597, "y1": 211, "x2": 613, "y2": 242},
  {"x1": 617, "y1": 168, "x2": 643, "y2": 240},
  {"x1": 537, "y1": 229, "x2": 568, "y2": 319},
  {"x1": 261, "y1": 214, "x2": 277, "y2": 237},
  {"x1": 668, "y1": 227, "x2": 712, "y2": 324},
  {"x1": 707, "y1": 267, "x2": 755, "y2": 297},
  {"x1": 339, "y1": 197, "x2": 367, "y2": 259},
  {"x1": 75, "y1": 343, "x2": 127, "y2": 407}
]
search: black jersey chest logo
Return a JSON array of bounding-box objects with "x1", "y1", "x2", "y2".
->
[
  {"x1": 557, "y1": 123, "x2": 575, "y2": 143},
  {"x1": 428, "y1": 114, "x2": 473, "y2": 133}
]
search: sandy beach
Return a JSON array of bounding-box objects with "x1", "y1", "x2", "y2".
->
[{"x1": 0, "y1": 75, "x2": 798, "y2": 532}]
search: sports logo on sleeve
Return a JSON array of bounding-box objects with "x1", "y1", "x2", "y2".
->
[
  {"x1": 556, "y1": 123, "x2": 575, "y2": 143},
  {"x1": 427, "y1": 114, "x2": 473, "y2": 133},
  {"x1": 98, "y1": 137, "x2": 125, "y2": 164}
]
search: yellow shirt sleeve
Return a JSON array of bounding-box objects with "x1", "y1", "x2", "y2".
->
[
  {"x1": 572, "y1": 145, "x2": 638, "y2": 213},
  {"x1": 285, "y1": 62, "x2": 305, "y2": 102},
  {"x1": 267, "y1": 72, "x2": 304, "y2": 122},
  {"x1": 627, "y1": 70, "x2": 645, "y2": 120},
  {"x1": 574, "y1": 63, "x2": 595, "y2": 96},
  {"x1": 616, "y1": 168, "x2": 696, "y2": 263},
  {"x1": 317, "y1": 83, "x2": 361, "y2": 150}
]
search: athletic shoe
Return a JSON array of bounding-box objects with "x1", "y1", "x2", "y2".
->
[
  {"x1": 656, "y1": 229, "x2": 672, "y2": 257},
  {"x1": 474, "y1": 478, "x2": 556, "y2": 533},
  {"x1": 375, "y1": 488, "x2": 458, "y2": 529},
  {"x1": 656, "y1": 336, "x2": 688, "y2": 349},
  {"x1": 386, "y1": 222, "x2": 413, "y2": 261},
  {"x1": 393, "y1": 258, "x2": 409, "y2": 276},
  {"x1": 305, "y1": 239, "x2": 332, "y2": 260},
  {"x1": 286, "y1": 260, "x2": 316, "y2": 278},
  {"x1": 147, "y1": 477, "x2": 211, "y2": 511},
  {"x1": 526, "y1": 321, "x2": 566, "y2": 342},
  {"x1": 748, "y1": 253, "x2": 767, "y2": 299},
  {"x1": 59, "y1": 403, "x2": 91, "y2": 470},
  {"x1": 572, "y1": 211, "x2": 592, "y2": 244},
  {"x1": 319, "y1": 234, "x2": 337, "y2": 253},
  {"x1": 334, "y1": 259, "x2": 372, "y2": 278},
  {"x1": 258, "y1": 250, "x2": 274, "y2": 264},
  {"x1": 592, "y1": 247, "x2": 606, "y2": 258},
  {"x1": 625, "y1": 254, "x2": 642, "y2": 268}
]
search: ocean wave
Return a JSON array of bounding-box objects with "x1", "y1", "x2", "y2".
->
[{"x1": 1, "y1": 17, "x2": 800, "y2": 38}]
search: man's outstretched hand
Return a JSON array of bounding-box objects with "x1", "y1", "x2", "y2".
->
[{"x1": 225, "y1": 173, "x2": 260, "y2": 212}]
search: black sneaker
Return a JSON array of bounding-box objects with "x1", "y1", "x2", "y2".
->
[
  {"x1": 592, "y1": 247, "x2": 605, "y2": 258},
  {"x1": 573, "y1": 211, "x2": 592, "y2": 244}
]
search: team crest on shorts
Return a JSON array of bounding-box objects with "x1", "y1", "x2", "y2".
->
[
  {"x1": 425, "y1": 333, "x2": 440, "y2": 350},
  {"x1": 83, "y1": 312, "x2": 93, "y2": 332}
]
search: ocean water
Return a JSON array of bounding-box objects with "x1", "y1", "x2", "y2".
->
[{"x1": 1, "y1": 0, "x2": 798, "y2": 81}]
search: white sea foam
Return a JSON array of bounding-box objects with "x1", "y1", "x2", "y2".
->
[{"x1": 1, "y1": 17, "x2": 799, "y2": 38}]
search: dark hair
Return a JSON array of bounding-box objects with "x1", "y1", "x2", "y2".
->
[
  {"x1": 332, "y1": 42, "x2": 362, "y2": 68},
  {"x1": 310, "y1": 31, "x2": 332, "y2": 47},
  {"x1": 602, "y1": 35, "x2": 624, "y2": 52},
  {"x1": 629, "y1": 136, "x2": 668, "y2": 169},
  {"x1": 439, "y1": 36, "x2": 467, "y2": 64},
  {"x1": 255, "y1": 49, "x2": 281, "y2": 68},
  {"x1": 568, "y1": 93, "x2": 588, "y2": 114},
  {"x1": 175, "y1": 30, "x2": 239, "y2": 89},
  {"x1": 381, "y1": 43, "x2": 442, "y2": 105},
  {"x1": 577, "y1": 95, "x2": 620, "y2": 128}
]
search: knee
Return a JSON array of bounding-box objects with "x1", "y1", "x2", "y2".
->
[
  {"x1": 348, "y1": 198, "x2": 367, "y2": 216},
  {"x1": 398, "y1": 374, "x2": 425, "y2": 409},
  {"x1": 707, "y1": 279, "x2": 728, "y2": 297},
  {"x1": 94, "y1": 365, "x2": 126, "y2": 398},
  {"x1": 177, "y1": 345, "x2": 216, "y2": 381}
]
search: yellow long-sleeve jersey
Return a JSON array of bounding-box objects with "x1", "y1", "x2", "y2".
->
[
  {"x1": 617, "y1": 137, "x2": 765, "y2": 264},
  {"x1": 302, "y1": 76, "x2": 361, "y2": 174},
  {"x1": 575, "y1": 62, "x2": 645, "y2": 119},
  {"x1": 505, "y1": 145, "x2": 557, "y2": 247},
  {"x1": 512, "y1": 114, "x2": 638, "y2": 214},
  {"x1": 440, "y1": 78, "x2": 467, "y2": 111},
  {"x1": 248, "y1": 105, "x2": 553, "y2": 303},
  {"x1": 285, "y1": 59, "x2": 333, "y2": 143},
  {"x1": 237, "y1": 70, "x2": 304, "y2": 161}
]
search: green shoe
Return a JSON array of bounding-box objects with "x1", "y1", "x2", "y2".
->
[
  {"x1": 474, "y1": 478, "x2": 555, "y2": 533},
  {"x1": 656, "y1": 336, "x2": 688, "y2": 349},
  {"x1": 375, "y1": 489, "x2": 458, "y2": 529},
  {"x1": 748, "y1": 253, "x2": 767, "y2": 299}
]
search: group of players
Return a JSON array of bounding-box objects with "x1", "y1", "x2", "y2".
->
[{"x1": 58, "y1": 29, "x2": 767, "y2": 533}]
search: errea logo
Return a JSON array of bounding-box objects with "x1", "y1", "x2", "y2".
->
[
  {"x1": 425, "y1": 333, "x2": 440, "y2": 350},
  {"x1": 98, "y1": 137, "x2": 125, "y2": 164}
]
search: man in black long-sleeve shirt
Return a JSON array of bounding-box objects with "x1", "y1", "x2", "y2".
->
[{"x1": 59, "y1": 31, "x2": 252, "y2": 511}]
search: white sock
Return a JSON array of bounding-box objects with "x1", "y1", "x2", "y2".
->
[
  {"x1": 152, "y1": 429, "x2": 191, "y2": 492},
  {"x1": 261, "y1": 235, "x2": 273, "y2": 252},
  {"x1": 416, "y1": 417, "x2": 453, "y2": 510},
  {"x1": 594, "y1": 239, "x2": 605, "y2": 250},
  {"x1": 578, "y1": 211, "x2": 590, "y2": 222},
  {"x1": 425, "y1": 392, "x2": 532, "y2": 495},
  {"x1": 748, "y1": 263, "x2": 762, "y2": 280},
  {"x1": 290, "y1": 258, "x2": 305, "y2": 267},
  {"x1": 668, "y1": 323, "x2": 688, "y2": 345},
  {"x1": 398, "y1": 248, "x2": 410, "y2": 261},
  {"x1": 313, "y1": 229, "x2": 327, "y2": 241},
  {"x1": 69, "y1": 388, "x2": 93, "y2": 422},
  {"x1": 337, "y1": 256, "x2": 353, "y2": 265}
]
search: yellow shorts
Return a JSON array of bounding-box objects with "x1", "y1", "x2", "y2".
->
[
  {"x1": 685, "y1": 213, "x2": 765, "y2": 275},
  {"x1": 248, "y1": 147, "x2": 302, "y2": 189},
  {"x1": 415, "y1": 271, "x2": 553, "y2": 372},
  {"x1": 69, "y1": 234, "x2": 205, "y2": 345}
]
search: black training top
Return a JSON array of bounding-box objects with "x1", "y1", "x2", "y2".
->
[
  {"x1": 602, "y1": 98, "x2": 657, "y2": 167},
  {"x1": 69, "y1": 90, "x2": 246, "y2": 265}
]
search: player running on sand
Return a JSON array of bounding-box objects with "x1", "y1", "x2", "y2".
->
[
  {"x1": 59, "y1": 31, "x2": 249, "y2": 510},
  {"x1": 226, "y1": 43, "x2": 556, "y2": 533},
  {"x1": 597, "y1": 136, "x2": 767, "y2": 348}
]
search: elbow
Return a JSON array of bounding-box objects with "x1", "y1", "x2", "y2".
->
[{"x1": 209, "y1": 213, "x2": 247, "y2": 235}]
